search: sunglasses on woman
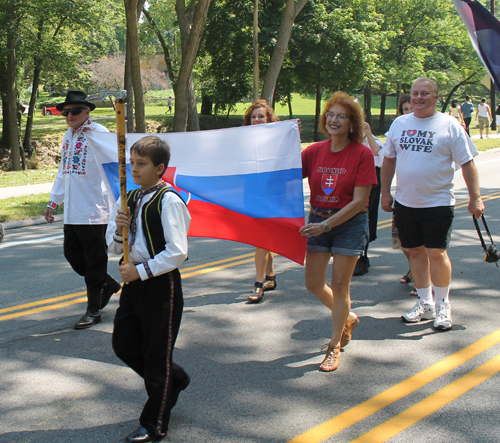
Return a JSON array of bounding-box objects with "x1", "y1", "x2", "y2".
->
[{"x1": 61, "y1": 108, "x2": 87, "y2": 117}]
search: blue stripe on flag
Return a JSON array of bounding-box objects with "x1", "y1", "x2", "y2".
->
[
  {"x1": 176, "y1": 168, "x2": 304, "y2": 219},
  {"x1": 102, "y1": 163, "x2": 139, "y2": 200}
]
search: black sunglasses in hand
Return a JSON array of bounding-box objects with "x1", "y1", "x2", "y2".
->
[{"x1": 61, "y1": 108, "x2": 86, "y2": 117}]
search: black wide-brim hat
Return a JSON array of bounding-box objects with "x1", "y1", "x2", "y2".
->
[{"x1": 56, "y1": 91, "x2": 96, "y2": 111}]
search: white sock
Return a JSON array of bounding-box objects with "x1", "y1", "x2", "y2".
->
[
  {"x1": 417, "y1": 286, "x2": 433, "y2": 305},
  {"x1": 433, "y1": 285, "x2": 451, "y2": 306}
]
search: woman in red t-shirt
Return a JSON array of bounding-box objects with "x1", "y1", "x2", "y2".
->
[
  {"x1": 301, "y1": 92, "x2": 377, "y2": 372},
  {"x1": 244, "y1": 100, "x2": 280, "y2": 303}
]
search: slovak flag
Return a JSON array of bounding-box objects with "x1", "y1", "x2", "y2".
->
[
  {"x1": 86, "y1": 120, "x2": 306, "y2": 264},
  {"x1": 452, "y1": 0, "x2": 500, "y2": 91}
]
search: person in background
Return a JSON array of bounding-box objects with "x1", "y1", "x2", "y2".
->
[
  {"x1": 476, "y1": 97, "x2": 493, "y2": 139},
  {"x1": 461, "y1": 95, "x2": 474, "y2": 136},
  {"x1": 301, "y1": 92, "x2": 377, "y2": 372},
  {"x1": 44, "y1": 90, "x2": 121, "y2": 330},
  {"x1": 448, "y1": 98, "x2": 464, "y2": 125},
  {"x1": 352, "y1": 121, "x2": 384, "y2": 276},
  {"x1": 390, "y1": 94, "x2": 417, "y2": 295},
  {"x1": 243, "y1": 100, "x2": 280, "y2": 303}
]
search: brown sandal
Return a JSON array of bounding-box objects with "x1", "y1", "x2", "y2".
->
[
  {"x1": 319, "y1": 342, "x2": 341, "y2": 372},
  {"x1": 340, "y1": 312, "x2": 359, "y2": 348},
  {"x1": 248, "y1": 282, "x2": 265, "y2": 303}
]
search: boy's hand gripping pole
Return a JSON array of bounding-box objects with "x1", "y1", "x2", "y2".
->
[{"x1": 99, "y1": 88, "x2": 129, "y2": 264}]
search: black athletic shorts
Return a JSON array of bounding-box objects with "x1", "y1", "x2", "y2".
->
[{"x1": 394, "y1": 201, "x2": 454, "y2": 249}]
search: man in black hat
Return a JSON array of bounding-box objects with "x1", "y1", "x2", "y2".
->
[{"x1": 44, "y1": 91, "x2": 121, "y2": 329}]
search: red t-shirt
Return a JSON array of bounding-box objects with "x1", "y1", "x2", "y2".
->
[{"x1": 302, "y1": 139, "x2": 377, "y2": 209}]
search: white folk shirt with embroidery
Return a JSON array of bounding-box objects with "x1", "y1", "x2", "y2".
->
[
  {"x1": 48, "y1": 118, "x2": 110, "y2": 224},
  {"x1": 106, "y1": 192, "x2": 191, "y2": 281}
]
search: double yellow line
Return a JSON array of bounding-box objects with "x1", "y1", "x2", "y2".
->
[
  {"x1": 0, "y1": 252, "x2": 255, "y2": 322},
  {"x1": 288, "y1": 329, "x2": 500, "y2": 443},
  {"x1": 287, "y1": 190, "x2": 500, "y2": 443},
  {"x1": 3, "y1": 190, "x2": 499, "y2": 322}
]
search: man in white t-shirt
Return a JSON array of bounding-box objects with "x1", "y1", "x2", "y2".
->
[{"x1": 381, "y1": 78, "x2": 484, "y2": 331}]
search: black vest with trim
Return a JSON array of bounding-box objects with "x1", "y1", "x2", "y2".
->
[{"x1": 127, "y1": 187, "x2": 185, "y2": 258}]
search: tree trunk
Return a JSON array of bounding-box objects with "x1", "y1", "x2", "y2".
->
[
  {"x1": 253, "y1": 0, "x2": 259, "y2": 101},
  {"x1": 1, "y1": 97, "x2": 8, "y2": 148},
  {"x1": 7, "y1": 25, "x2": 21, "y2": 171},
  {"x1": 23, "y1": 61, "x2": 42, "y2": 159},
  {"x1": 261, "y1": 0, "x2": 309, "y2": 104},
  {"x1": 363, "y1": 81, "x2": 372, "y2": 126},
  {"x1": 124, "y1": 0, "x2": 147, "y2": 133},
  {"x1": 313, "y1": 71, "x2": 322, "y2": 142},
  {"x1": 17, "y1": 104, "x2": 26, "y2": 170},
  {"x1": 125, "y1": 49, "x2": 135, "y2": 133},
  {"x1": 396, "y1": 81, "x2": 401, "y2": 116},
  {"x1": 201, "y1": 95, "x2": 213, "y2": 115},
  {"x1": 23, "y1": 20, "x2": 44, "y2": 160},
  {"x1": 187, "y1": 74, "x2": 199, "y2": 131},
  {"x1": 287, "y1": 91, "x2": 293, "y2": 118},
  {"x1": 173, "y1": 0, "x2": 211, "y2": 132},
  {"x1": 378, "y1": 91, "x2": 386, "y2": 133},
  {"x1": 143, "y1": 8, "x2": 176, "y2": 85}
]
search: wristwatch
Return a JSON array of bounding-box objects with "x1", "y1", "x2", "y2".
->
[{"x1": 322, "y1": 221, "x2": 331, "y2": 232}]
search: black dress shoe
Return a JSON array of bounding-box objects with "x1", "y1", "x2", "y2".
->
[
  {"x1": 169, "y1": 373, "x2": 190, "y2": 409},
  {"x1": 125, "y1": 426, "x2": 163, "y2": 442},
  {"x1": 74, "y1": 311, "x2": 101, "y2": 329},
  {"x1": 101, "y1": 277, "x2": 122, "y2": 309}
]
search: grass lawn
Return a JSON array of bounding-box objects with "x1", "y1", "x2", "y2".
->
[
  {"x1": 0, "y1": 193, "x2": 63, "y2": 222},
  {"x1": 0, "y1": 166, "x2": 59, "y2": 188}
]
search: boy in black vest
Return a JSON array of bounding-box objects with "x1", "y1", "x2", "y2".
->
[{"x1": 107, "y1": 136, "x2": 191, "y2": 442}]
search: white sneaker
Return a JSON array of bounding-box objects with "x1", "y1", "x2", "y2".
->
[
  {"x1": 402, "y1": 301, "x2": 436, "y2": 323},
  {"x1": 434, "y1": 302, "x2": 452, "y2": 330}
]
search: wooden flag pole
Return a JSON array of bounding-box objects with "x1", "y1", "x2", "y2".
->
[
  {"x1": 115, "y1": 96, "x2": 129, "y2": 264},
  {"x1": 99, "y1": 89, "x2": 129, "y2": 263}
]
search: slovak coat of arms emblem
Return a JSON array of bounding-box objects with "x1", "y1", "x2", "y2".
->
[{"x1": 321, "y1": 174, "x2": 337, "y2": 195}]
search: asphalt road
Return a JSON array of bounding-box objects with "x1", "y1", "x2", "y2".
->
[{"x1": 0, "y1": 150, "x2": 499, "y2": 443}]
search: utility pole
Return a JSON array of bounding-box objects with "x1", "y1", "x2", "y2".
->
[
  {"x1": 253, "y1": 0, "x2": 259, "y2": 102},
  {"x1": 491, "y1": 0, "x2": 497, "y2": 130}
]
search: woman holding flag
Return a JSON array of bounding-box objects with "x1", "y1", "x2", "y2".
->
[
  {"x1": 243, "y1": 100, "x2": 280, "y2": 303},
  {"x1": 300, "y1": 92, "x2": 377, "y2": 372}
]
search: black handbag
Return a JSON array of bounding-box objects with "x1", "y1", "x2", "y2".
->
[{"x1": 473, "y1": 215, "x2": 499, "y2": 266}]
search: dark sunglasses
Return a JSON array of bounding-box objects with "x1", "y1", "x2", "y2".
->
[{"x1": 61, "y1": 108, "x2": 87, "y2": 117}]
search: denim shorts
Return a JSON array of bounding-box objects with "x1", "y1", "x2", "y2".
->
[{"x1": 307, "y1": 208, "x2": 369, "y2": 256}]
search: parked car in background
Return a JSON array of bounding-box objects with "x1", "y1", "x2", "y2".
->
[{"x1": 42, "y1": 106, "x2": 61, "y2": 116}]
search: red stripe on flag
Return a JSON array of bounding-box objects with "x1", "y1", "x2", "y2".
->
[{"x1": 186, "y1": 200, "x2": 306, "y2": 265}]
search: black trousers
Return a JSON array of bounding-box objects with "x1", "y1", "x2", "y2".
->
[
  {"x1": 63, "y1": 224, "x2": 110, "y2": 312},
  {"x1": 112, "y1": 269, "x2": 187, "y2": 436},
  {"x1": 367, "y1": 166, "x2": 381, "y2": 243},
  {"x1": 464, "y1": 117, "x2": 472, "y2": 136}
]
